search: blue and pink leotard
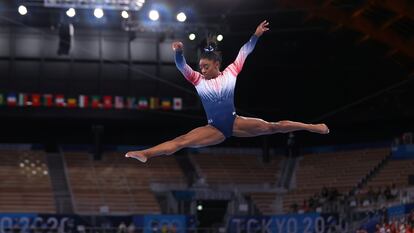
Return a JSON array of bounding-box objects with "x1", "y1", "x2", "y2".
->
[{"x1": 175, "y1": 35, "x2": 258, "y2": 137}]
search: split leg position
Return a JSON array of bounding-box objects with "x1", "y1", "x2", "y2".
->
[{"x1": 125, "y1": 117, "x2": 329, "y2": 162}]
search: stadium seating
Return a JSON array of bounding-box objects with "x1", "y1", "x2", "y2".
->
[
  {"x1": 64, "y1": 152, "x2": 186, "y2": 214},
  {"x1": 191, "y1": 153, "x2": 283, "y2": 186},
  {"x1": 0, "y1": 150, "x2": 56, "y2": 213},
  {"x1": 282, "y1": 148, "x2": 390, "y2": 212}
]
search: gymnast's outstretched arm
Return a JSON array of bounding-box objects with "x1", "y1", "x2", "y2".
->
[
  {"x1": 226, "y1": 20, "x2": 270, "y2": 75},
  {"x1": 172, "y1": 42, "x2": 201, "y2": 85}
]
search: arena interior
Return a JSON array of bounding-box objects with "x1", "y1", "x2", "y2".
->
[{"x1": 0, "y1": 0, "x2": 413, "y2": 232}]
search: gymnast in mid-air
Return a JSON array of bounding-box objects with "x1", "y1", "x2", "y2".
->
[{"x1": 126, "y1": 20, "x2": 329, "y2": 163}]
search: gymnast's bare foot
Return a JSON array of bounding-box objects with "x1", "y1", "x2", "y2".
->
[
  {"x1": 125, "y1": 151, "x2": 148, "y2": 163},
  {"x1": 311, "y1": 124, "x2": 330, "y2": 134}
]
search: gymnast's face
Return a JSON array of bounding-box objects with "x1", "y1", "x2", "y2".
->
[{"x1": 199, "y1": 58, "x2": 220, "y2": 79}]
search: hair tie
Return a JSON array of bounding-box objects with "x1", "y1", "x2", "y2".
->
[{"x1": 204, "y1": 45, "x2": 215, "y2": 52}]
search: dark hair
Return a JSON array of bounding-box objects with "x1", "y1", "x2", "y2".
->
[{"x1": 200, "y1": 41, "x2": 222, "y2": 64}]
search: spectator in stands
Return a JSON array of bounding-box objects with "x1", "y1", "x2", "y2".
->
[
  {"x1": 384, "y1": 186, "x2": 392, "y2": 200},
  {"x1": 380, "y1": 223, "x2": 387, "y2": 233},
  {"x1": 368, "y1": 212, "x2": 414, "y2": 233},
  {"x1": 368, "y1": 186, "x2": 376, "y2": 203},
  {"x1": 349, "y1": 194, "x2": 358, "y2": 207},
  {"x1": 127, "y1": 222, "x2": 135, "y2": 233},
  {"x1": 315, "y1": 204, "x2": 323, "y2": 213},
  {"x1": 151, "y1": 221, "x2": 159, "y2": 233},
  {"x1": 378, "y1": 192, "x2": 387, "y2": 205},
  {"x1": 375, "y1": 223, "x2": 386, "y2": 233},
  {"x1": 402, "y1": 132, "x2": 413, "y2": 144},
  {"x1": 117, "y1": 222, "x2": 127, "y2": 233},
  {"x1": 375, "y1": 187, "x2": 383, "y2": 202},
  {"x1": 356, "y1": 227, "x2": 368, "y2": 233},
  {"x1": 161, "y1": 223, "x2": 168, "y2": 233},
  {"x1": 362, "y1": 196, "x2": 371, "y2": 207},
  {"x1": 389, "y1": 220, "x2": 397, "y2": 233},
  {"x1": 290, "y1": 202, "x2": 299, "y2": 213},
  {"x1": 402, "y1": 191, "x2": 410, "y2": 204},
  {"x1": 328, "y1": 188, "x2": 339, "y2": 201},
  {"x1": 409, "y1": 210, "x2": 414, "y2": 227},
  {"x1": 321, "y1": 187, "x2": 329, "y2": 199},
  {"x1": 406, "y1": 225, "x2": 413, "y2": 233},
  {"x1": 374, "y1": 223, "x2": 380, "y2": 233},
  {"x1": 393, "y1": 137, "x2": 401, "y2": 147},
  {"x1": 301, "y1": 200, "x2": 309, "y2": 213},
  {"x1": 308, "y1": 195, "x2": 317, "y2": 210},
  {"x1": 170, "y1": 223, "x2": 178, "y2": 233},
  {"x1": 381, "y1": 207, "x2": 389, "y2": 224},
  {"x1": 390, "y1": 184, "x2": 399, "y2": 199},
  {"x1": 76, "y1": 225, "x2": 86, "y2": 233}
]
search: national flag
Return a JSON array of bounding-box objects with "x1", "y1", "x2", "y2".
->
[
  {"x1": 7, "y1": 93, "x2": 17, "y2": 107},
  {"x1": 138, "y1": 97, "x2": 148, "y2": 109},
  {"x1": 103, "y1": 96, "x2": 113, "y2": 109},
  {"x1": 31, "y1": 94, "x2": 41, "y2": 107},
  {"x1": 173, "y1": 97, "x2": 183, "y2": 110},
  {"x1": 67, "y1": 97, "x2": 77, "y2": 108},
  {"x1": 43, "y1": 94, "x2": 53, "y2": 107},
  {"x1": 0, "y1": 93, "x2": 4, "y2": 106},
  {"x1": 126, "y1": 97, "x2": 137, "y2": 110},
  {"x1": 78, "y1": 95, "x2": 89, "y2": 108},
  {"x1": 91, "y1": 96, "x2": 101, "y2": 109},
  {"x1": 161, "y1": 98, "x2": 172, "y2": 110},
  {"x1": 149, "y1": 97, "x2": 159, "y2": 109},
  {"x1": 55, "y1": 94, "x2": 66, "y2": 107},
  {"x1": 18, "y1": 93, "x2": 28, "y2": 107},
  {"x1": 114, "y1": 96, "x2": 124, "y2": 110}
]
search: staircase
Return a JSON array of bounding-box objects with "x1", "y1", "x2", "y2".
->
[
  {"x1": 350, "y1": 151, "x2": 393, "y2": 195},
  {"x1": 45, "y1": 152, "x2": 74, "y2": 213}
]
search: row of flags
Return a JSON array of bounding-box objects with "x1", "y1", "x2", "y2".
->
[{"x1": 0, "y1": 93, "x2": 183, "y2": 111}]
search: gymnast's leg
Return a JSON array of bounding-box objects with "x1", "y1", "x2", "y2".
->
[
  {"x1": 125, "y1": 125, "x2": 225, "y2": 162},
  {"x1": 232, "y1": 116, "x2": 329, "y2": 137}
]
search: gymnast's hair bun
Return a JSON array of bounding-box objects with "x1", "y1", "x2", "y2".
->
[{"x1": 204, "y1": 42, "x2": 218, "y2": 52}]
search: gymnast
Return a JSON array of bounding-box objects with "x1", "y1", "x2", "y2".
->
[{"x1": 126, "y1": 20, "x2": 329, "y2": 163}]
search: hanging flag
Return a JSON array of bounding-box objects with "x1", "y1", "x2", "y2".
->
[
  {"x1": 173, "y1": 97, "x2": 183, "y2": 111},
  {"x1": 91, "y1": 96, "x2": 101, "y2": 109},
  {"x1": 55, "y1": 94, "x2": 66, "y2": 107},
  {"x1": 7, "y1": 93, "x2": 17, "y2": 107},
  {"x1": 161, "y1": 98, "x2": 172, "y2": 110},
  {"x1": 18, "y1": 93, "x2": 28, "y2": 107},
  {"x1": 0, "y1": 92, "x2": 181, "y2": 111},
  {"x1": 114, "y1": 96, "x2": 124, "y2": 110},
  {"x1": 78, "y1": 95, "x2": 89, "y2": 108},
  {"x1": 126, "y1": 97, "x2": 137, "y2": 110},
  {"x1": 67, "y1": 97, "x2": 77, "y2": 108},
  {"x1": 31, "y1": 94, "x2": 41, "y2": 107},
  {"x1": 149, "y1": 97, "x2": 159, "y2": 109},
  {"x1": 103, "y1": 96, "x2": 113, "y2": 109},
  {"x1": 0, "y1": 93, "x2": 4, "y2": 106},
  {"x1": 43, "y1": 94, "x2": 53, "y2": 107},
  {"x1": 138, "y1": 97, "x2": 148, "y2": 109}
]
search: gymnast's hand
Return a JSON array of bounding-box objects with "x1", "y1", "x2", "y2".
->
[
  {"x1": 172, "y1": 41, "x2": 184, "y2": 52},
  {"x1": 254, "y1": 20, "x2": 270, "y2": 37}
]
